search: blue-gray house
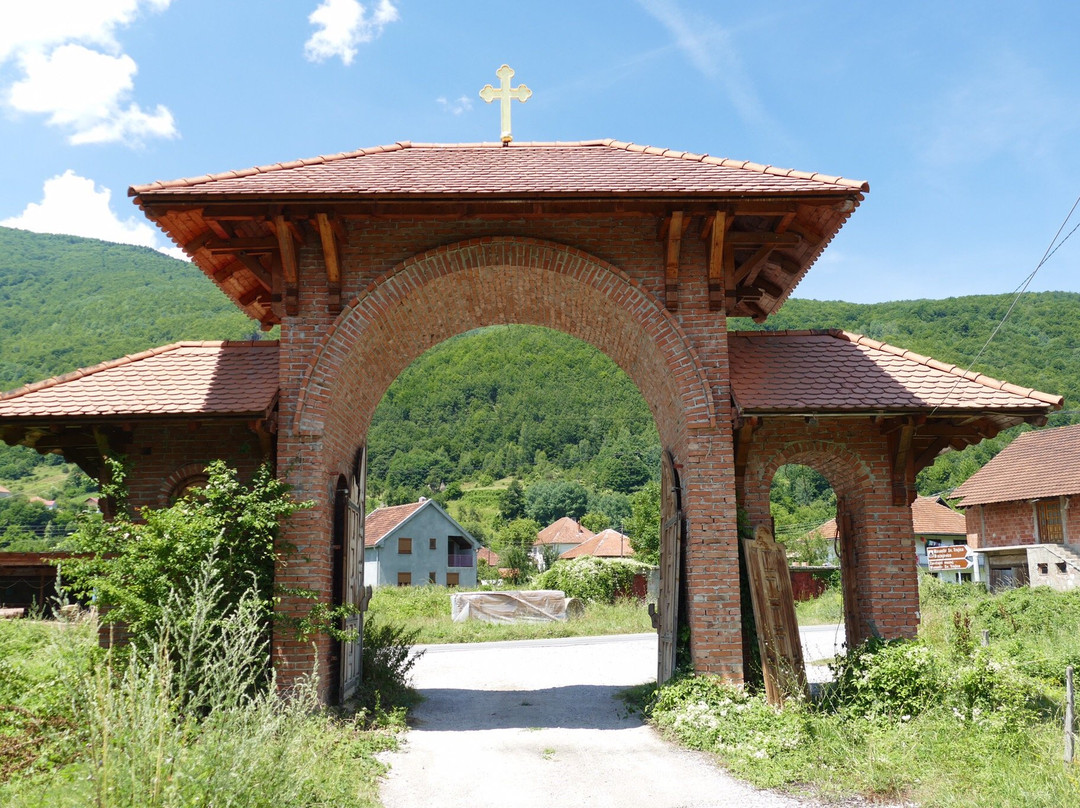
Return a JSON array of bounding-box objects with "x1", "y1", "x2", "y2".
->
[{"x1": 364, "y1": 497, "x2": 480, "y2": 587}]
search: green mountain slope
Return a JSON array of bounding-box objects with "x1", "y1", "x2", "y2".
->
[{"x1": 0, "y1": 225, "x2": 258, "y2": 390}]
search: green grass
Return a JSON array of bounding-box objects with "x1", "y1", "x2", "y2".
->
[
  {"x1": 0, "y1": 611, "x2": 400, "y2": 807},
  {"x1": 794, "y1": 586, "x2": 843, "y2": 626},
  {"x1": 647, "y1": 577, "x2": 1080, "y2": 807},
  {"x1": 368, "y1": 585, "x2": 653, "y2": 644}
]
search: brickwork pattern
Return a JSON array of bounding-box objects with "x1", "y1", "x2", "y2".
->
[{"x1": 966, "y1": 497, "x2": 1080, "y2": 548}]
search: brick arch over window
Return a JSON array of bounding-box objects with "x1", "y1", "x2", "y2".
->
[
  {"x1": 159, "y1": 462, "x2": 210, "y2": 506},
  {"x1": 740, "y1": 423, "x2": 918, "y2": 647},
  {"x1": 293, "y1": 237, "x2": 716, "y2": 454}
]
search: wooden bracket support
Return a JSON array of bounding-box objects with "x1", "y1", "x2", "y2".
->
[{"x1": 661, "y1": 210, "x2": 685, "y2": 311}]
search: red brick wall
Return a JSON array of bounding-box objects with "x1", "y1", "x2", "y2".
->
[
  {"x1": 740, "y1": 417, "x2": 920, "y2": 646},
  {"x1": 121, "y1": 419, "x2": 269, "y2": 511},
  {"x1": 966, "y1": 496, "x2": 1080, "y2": 547}
]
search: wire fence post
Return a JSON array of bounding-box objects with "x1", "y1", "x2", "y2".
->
[{"x1": 1067, "y1": 665, "x2": 1075, "y2": 765}]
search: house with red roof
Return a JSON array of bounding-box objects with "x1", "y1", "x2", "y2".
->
[
  {"x1": 363, "y1": 497, "x2": 479, "y2": 588},
  {"x1": 530, "y1": 517, "x2": 593, "y2": 567},
  {"x1": 560, "y1": 528, "x2": 633, "y2": 559},
  {"x1": 953, "y1": 425, "x2": 1080, "y2": 591}
]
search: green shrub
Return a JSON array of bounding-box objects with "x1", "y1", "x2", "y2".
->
[
  {"x1": 830, "y1": 638, "x2": 942, "y2": 719},
  {"x1": 357, "y1": 616, "x2": 423, "y2": 712},
  {"x1": 534, "y1": 556, "x2": 650, "y2": 603}
]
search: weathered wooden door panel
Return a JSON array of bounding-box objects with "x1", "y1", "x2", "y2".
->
[
  {"x1": 340, "y1": 446, "x2": 367, "y2": 701},
  {"x1": 836, "y1": 496, "x2": 860, "y2": 647},
  {"x1": 655, "y1": 449, "x2": 684, "y2": 686},
  {"x1": 742, "y1": 522, "x2": 808, "y2": 706}
]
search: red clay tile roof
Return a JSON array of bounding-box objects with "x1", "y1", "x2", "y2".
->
[
  {"x1": 953, "y1": 425, "x2": 1080, "y2": 506},
  {"x1": 534, "y1": 516, "x2": 594, "y2": 546},
  {"x1": 476, "y1": 547, "x2": 501, "y2": 566},
  {"x1": 559, "y1": 528, "x2": 632, "y2": 559},
  {"x1": 809, "y1": 496, "x2": 965, "y2": 540},
  {"x1": 130, "y1": 140, "x2": 867, "y2": 198},
  {"x1": 363, "y1": 501, "x2": 426, "y2": 548},
  {"x1": 0, "y1": 342, "x2": 278, "y2": 418},
  {"x1": 729, "y1": 330, "x2": 1062, "y2": 414}
]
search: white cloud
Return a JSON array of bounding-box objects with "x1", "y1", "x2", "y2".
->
[
  {"x1": 305, "y1": 0, "x2": 399, "y2": 65},
  {"x1": 437, "y1": 95, "x2": 473, "y2": 116},
  {"x1": 1, "y1": 171, "x2": 187, "y2": 260},
  {"x1": 635, "y1": 0, "x2": 777, "y2": 133},
  {"x1": 0, "y1": 0, "x2": 176, "y2": 146}
]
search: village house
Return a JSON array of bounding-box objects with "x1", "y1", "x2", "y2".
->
[
  {"x1": 953, "y1": 424, "x2": 1080, "y2": 591},
  {"x1": 530, "y1": 516, "x2": 594, "y2": 567},
  {"x1": 363, "y1": 497, "x2": 479, "y2": 588},
  {"x1": 0, "y1": 138, "x2": 1064, "y2": 700},
  {"x1": 559, "y1": 528, "x2": 633, "y2": 560}
]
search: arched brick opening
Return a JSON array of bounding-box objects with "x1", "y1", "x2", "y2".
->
[
  {"x1": 275, "y1": 237, "x2": 738, "y2": 693},
  {"x1": 741, "y1": 420, "x2": 919, "y2": 648}
]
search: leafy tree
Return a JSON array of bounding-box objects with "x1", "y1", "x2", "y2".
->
[
  {"x1": 62, "y1": 460, "x2": 308, "y2": 648},
  {"x1": 498, "y1": 479, "x2": 526, "y2": 520},
  {"x1": 580, "y1": 512, "x2": 610, "y2": 533},
  {"x1": 525, "y1": 480, "x2": 588, "y2": 525},
  {"x1": 494, "y1": 518, "x2": 541, "y2": 554},
  {"x1": 624, "y1": 481, "x2": 661, "y2": 564}
]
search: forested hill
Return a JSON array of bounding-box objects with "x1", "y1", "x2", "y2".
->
[
  {"x1": 1, "y1": 225, "x2": 1078, "y2": 504},
  {"x1": 0, "y1": 226, "x2": 256, "y2": 390}
]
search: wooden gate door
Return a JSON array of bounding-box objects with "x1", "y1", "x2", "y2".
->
[
  {"x1": 655, "y1": 449, "x2": 684, "y2": 685},
  {"x1": 836, "y1": 496, "x2": 861, "y2": 646},
  {"x1": 340, "y1": 446, "x2": 368, "y2": 701}
]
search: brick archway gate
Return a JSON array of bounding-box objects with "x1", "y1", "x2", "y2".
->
[{"x1": 274, "y1": 237, "x2": 743, "y2": 695}]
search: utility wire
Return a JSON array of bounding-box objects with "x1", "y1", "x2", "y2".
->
[{"x1": 930, "y1": 193, "x2": 1080, "y2": 416}]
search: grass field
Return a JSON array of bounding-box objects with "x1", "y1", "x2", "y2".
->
[{"x1": 367, "y1": 584, "x2": 653, "y2": 644}]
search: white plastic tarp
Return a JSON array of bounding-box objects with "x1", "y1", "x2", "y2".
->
[{"x1": 450, "y1": 590, "x2": 568, "y2": 623}]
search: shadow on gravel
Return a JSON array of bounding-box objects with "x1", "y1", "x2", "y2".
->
[{"x1": 409, "y1": 684, "x2": 642, "y2": 731}]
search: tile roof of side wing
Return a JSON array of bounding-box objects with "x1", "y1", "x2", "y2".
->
[
  {"x1": 129, "y1": 140, "x2": 869, "y2": 197},
  {"x1": 0, "y1": 342, "x2": 279, "y2": 418},
  {"x1": 953, "y1": 424, "x2": 1080, "y2": 505},
  {"x1": 729, "y1": 330, "x2": 1063, "y2": 413}
]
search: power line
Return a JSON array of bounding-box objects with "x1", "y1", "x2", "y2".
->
[{"x1": 930, "y1": 193, "x2": 1080, "y2": 417}]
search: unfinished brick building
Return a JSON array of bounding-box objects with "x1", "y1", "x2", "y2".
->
[{"x1": 0, "y1": 140, "x2": 1062, "y2": 701}]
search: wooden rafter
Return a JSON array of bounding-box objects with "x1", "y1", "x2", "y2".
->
[
  {"x1": 706, "y1": 211, "x2": 727, "y2": 312},
  {"x1": 272, "y1": 214, "x2": 300, "y2": 316},
  {"x1": 204, "y1": 237, "x2": 278, "y2": 255},
  {"x1": 662, "y1": 211, "x2": 685, "y2": 311},
  {"x1": 733, "y1": 416, "x2": 761, "y2": 481},
  {"x1": 888, "y1": 419, "x2": 917, "y2": 506},
  {"x1": 234, "y1": 253, "x2": 273, "y2": 292},
  {"x1": 317, "y1": 212, "x2": 343, "y2": 315},
  {"x1": 726, "y1": 231, "x2": 800, "y2": 246},
  {"x1": 733, "y1": 244, "x2": 775, "y2": 288}
]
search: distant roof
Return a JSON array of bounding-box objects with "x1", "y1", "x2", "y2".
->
[
  {"x1": 535, "y1": 516, "x2": 594, "y2": 546},
  {"x1": 560, "y1": 528, "x2": 632, "y2": 559},
  {"x1": 729, "y1": 330, "x2": 1062, "y2": 416},
  {"x1": 477, "y1": 547, "x2": 501, "y2": 566},
  {"x1": 809, "y1": 496, "x2": 965, "y2": 540},
  {"x1": 130, "y1": 140, "x2": 867, "y2": 198},
  {"x1": 0, "y1": 342, "x2": 278, "y2": 419},
  {"x1": 953, "y1": 425, "x2": 1080, "y2": 506},
  {"x1": 364, "y1": 501, "x2": 426, "y2": 548}
]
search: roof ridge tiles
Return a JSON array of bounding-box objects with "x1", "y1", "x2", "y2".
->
[{"x1": 130, "y1": 138, "x2": 870, "y2": 195}]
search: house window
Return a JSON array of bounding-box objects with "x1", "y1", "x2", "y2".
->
[
  {"x1": 1035, "y1": 499, "x2": 1064, "y2": 543},
  {"x1": 446, "y1": 572, "x2": 460, "y2": 587},
  {"x1": 429, "y1": 537, "x2": 438, "y2": 551},
  {"x1": 397, "y1": 572, "x2": 411, "y2": 586},
  {"x1": 1037, "y1": 563, "x2": 1049, "y2": 574},
  {"x1": 429, "y1": 571, "x2": 437, "y2": 584},
  {"x1": 398, "y1": 537, "x2": 412, "y2": 555}
]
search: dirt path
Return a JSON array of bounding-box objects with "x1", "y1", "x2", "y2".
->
[{"x1": 378, "y1": 633, "x2": 836, "y2": 808}]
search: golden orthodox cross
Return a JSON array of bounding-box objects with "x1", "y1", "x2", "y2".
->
[{"x1": 479, "y1": 64, "x2": 531, "y2": 145}]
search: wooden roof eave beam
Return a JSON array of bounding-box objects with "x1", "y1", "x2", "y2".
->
[
  {"x1": 703, "y1": 211, "x2": 729, "y2": 312},
  {"x1": 271, "y1": 214, "x2": 300, "y2": 316},
  {"x1": 733, "y1": 415, "x2": 761, "y2": 481},
  {"x1": 888, "y1": 420, "x2": 917, "y2": 507},
  {"x1": 659, "y1": 210, "x2": 687, "y2": 311},
  {"x1": 317, "y1": 212, "x2": 343, "y2": 315}
]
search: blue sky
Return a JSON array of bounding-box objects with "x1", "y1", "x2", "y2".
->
[{"x1": 1, "y1": 0, "x2": 1077, "y2": 303}]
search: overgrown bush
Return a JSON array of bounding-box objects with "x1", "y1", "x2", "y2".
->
[
  {"x1": 829, "y1": 637, "x2": 942, "y2": 719},
  {"x1": 357, "y1": 615, "x2": 423, "y2": 712},
  {"x1": 534, "y1": 556, "x2": 650, "y2": 603}
]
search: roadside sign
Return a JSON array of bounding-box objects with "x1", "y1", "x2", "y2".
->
[{"x1": 927, "y1": 544, "x2": 972, "y2": 572}]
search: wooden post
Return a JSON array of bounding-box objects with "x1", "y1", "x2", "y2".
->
[
  {"x1": 1066, "y1": 665, "x2": 1075, "y2": 764},
  {"x1": 981, "y1": 629, "x2": 990, "y2": 648}
]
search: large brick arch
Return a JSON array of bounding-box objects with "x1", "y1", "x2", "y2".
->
[{"x1": 293, "y1": 237, "x2": 715, "y2": 457}]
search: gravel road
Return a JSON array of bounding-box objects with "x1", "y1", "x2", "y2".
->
[{"x1": 378, "y1": 629, "x2": 848, "y2": 808}]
